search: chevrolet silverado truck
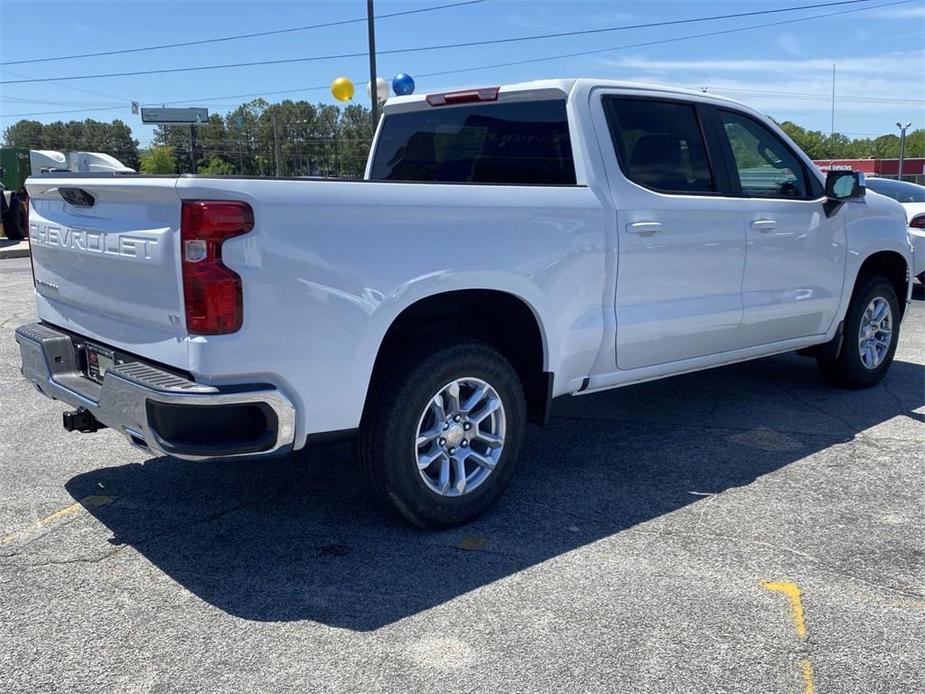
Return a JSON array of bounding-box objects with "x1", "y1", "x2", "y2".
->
[{"x1": 16, "y1": 79, "x2": 914, "y2": 527}]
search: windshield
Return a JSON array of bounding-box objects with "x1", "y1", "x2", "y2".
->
[{"x1": 866, "y1": 178, "x2": 925, "y2": 203}]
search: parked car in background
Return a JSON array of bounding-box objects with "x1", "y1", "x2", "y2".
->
[{"x1": 865, "y1": 177, "x2": 925, "y2": 281}]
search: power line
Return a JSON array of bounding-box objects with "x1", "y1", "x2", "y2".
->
[
  {"x1": 0, "y1": 105, "x2": 134, "y2": 118},
  {"x1": 700, "y1": 86, "x2": 925, "y2": 104},
  {"x1": 1, "y1": 0, "x2": 918, "y2": 118},
  {"x1": 405, "y1": 0, "x2": 917, "y2": 88},
  {"x1": 0, "y1": 0, "x2": 487, "y2": 66},
  {"x1": 0, "y1": 0, "x2": 889, "y2": 85},
  {"x1": 0, "y1": 66, "x2": 131, "y2": 107},
  {"x1": 0, "y1": 95, "x2": 123, "y2": 107}
]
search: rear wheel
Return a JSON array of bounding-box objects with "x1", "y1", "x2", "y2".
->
[
  {"x1": 817, "y1": 273, "x2": 900, "y2": 388},
  {"x1": 358, "y1": 338, "x2": 526, "y2": 528}
]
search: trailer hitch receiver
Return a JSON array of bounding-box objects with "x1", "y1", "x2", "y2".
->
[{"x1": 63, "y1": 407, "x2": 106, "y2": 433}]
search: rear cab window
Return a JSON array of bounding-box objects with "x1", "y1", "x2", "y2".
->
[
  {"x1": 602, "y1": 97, "x2": 715, "y2": 194},
  {"x1": 369, "y1": 99, "x2": 576, "y2": 184}
]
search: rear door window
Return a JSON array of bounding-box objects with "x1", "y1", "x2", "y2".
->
[
  {"x1": 369, "y1": 99, "x2": 576, "y2": 184},
  {"x1": 602, "y1": 97, "x2": 715, "y2": 194}
]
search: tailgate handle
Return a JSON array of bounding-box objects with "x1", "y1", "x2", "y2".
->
[{"x1": 59, "y1": 188, "x2": 95, "y2": 207}]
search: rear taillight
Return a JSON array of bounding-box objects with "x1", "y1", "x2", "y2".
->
[
  {"x1": 426, "y1": 87, "x2": 500, "y2": 107},
  {"x1": 180, "y1": 200, "x2": 254, "y2": 335},
  {"x1": 910, "y1": 214, "x2": 925, "y2": 229}
]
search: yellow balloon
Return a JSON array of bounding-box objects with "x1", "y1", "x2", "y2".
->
[{"x1": 331, "y1": 77, "x2": 354, "y2": 102}]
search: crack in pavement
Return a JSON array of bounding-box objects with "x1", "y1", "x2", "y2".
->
[
  {"x1": 4, "y1": 545, "x2": 127, "y2": 569},
  {"x1": 628, "y1": 525, "x2": 925, "y2": 600}
]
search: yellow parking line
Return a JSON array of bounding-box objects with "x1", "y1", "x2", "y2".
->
[
  {"x1": 801, "y1": 659, "x2": 815, "y2": 694},
  {"x1": 761, "y1": 580, "x2": 807, "y2": 639},
  {"x1": 0, "y1": 495, "x2": 114, "y2": 546},
  {"x1": 38, "y1": 501, "x2": 83, "y2": 525},
  {"x1": 456, "y1": 536, "x2": 488, "y2": 551},
  {"x1": 762, "y1": 581, "x2": 815, "y2": 694}
]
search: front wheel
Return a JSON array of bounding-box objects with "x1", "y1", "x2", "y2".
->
[
  {"x1": 358, "y1": 338, "x2": 526, "y2": 528},
  {"x1": 817, "y1": 273, "x2": 900, "y2": 388}
]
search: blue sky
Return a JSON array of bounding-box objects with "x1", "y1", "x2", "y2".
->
[{"x1": 1, "y1": 0, "x2": 923, "y2": 146}]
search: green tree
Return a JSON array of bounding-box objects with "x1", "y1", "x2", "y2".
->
[
  {"x1": 199, "y1": 156, "x2": 234, "y2": 175},
  {"x1": 147, "y1": 99, "x2": 374, "y2": 177},
  {"x1": 903, "y1": 129, "x2": 925, "y2": 158},
  {"x1": 865, "y1": 135, "x2": 898, "y2": 159},
  {"x1": 195, "y1": 114, "x2": 233, "y2": 171},
  {"x1": 2, "y1": 120, "x2": 45, "y2": 148},
  {"x1": 152, "y1": 124, "x2": 195, "y2": 173},
  {"x1": 225, "y1": 99, "x2": 268, "y2": 175},
  {"x1": 3, "y1": 118, "x2": 139, "y2": 168},
  {"x1": 139, "y1": 145, "x2": 176, "y2": 174},
  {"x1": 338, "y1": 104, "x2": 374, "y2": 177},
  {"x1": 778, "y1": 121, "x2": 829, "y2": 159}
]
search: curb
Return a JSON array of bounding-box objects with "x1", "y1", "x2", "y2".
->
[{"x1": 0, "y1": 240, "x2": 30, "y2": 259}]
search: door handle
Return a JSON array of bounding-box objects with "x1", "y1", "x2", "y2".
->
[
  {"x1": 626, "y1": 221, "x2": 662, "y2": 234},
  {"x1": 750, "y1": 218, "x2": 777, "y2": 232}
]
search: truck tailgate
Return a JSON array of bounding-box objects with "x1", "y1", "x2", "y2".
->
[{"x1": 26, "y1": 176, "x2": 189, "y2": 368}]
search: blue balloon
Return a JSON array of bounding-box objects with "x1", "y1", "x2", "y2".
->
[{"x1": 392, "y1": 73, "x2": 415, "y2": 96}]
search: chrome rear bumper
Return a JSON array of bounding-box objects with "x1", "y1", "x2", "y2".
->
[{"x1": 15, "y1": 322, "x2": 296, "y2": 461}]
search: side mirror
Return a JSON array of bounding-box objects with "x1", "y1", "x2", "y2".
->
[{"x1": 825, "y1": 170, "x2": 866, "y2": 201}]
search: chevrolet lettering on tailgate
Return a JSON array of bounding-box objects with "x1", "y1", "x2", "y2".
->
[{"x1": 30, "y1": 222, "x2": 160, "y2": 260}]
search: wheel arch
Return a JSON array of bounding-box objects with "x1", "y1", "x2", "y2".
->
[
  {"x1": 852, "y1": 250, "x2": 910, "y2": 321},
  {"x1": 365, "y1": 288, "x2": 555, "y2": 426}
]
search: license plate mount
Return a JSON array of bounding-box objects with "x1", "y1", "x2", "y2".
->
[{"x1": 84, "y1": 343, "x2": 114, "y2": 384}]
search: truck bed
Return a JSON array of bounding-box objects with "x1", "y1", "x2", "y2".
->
[{"x1": 26, "y1": 173, "x2": 608, "y2": 445}]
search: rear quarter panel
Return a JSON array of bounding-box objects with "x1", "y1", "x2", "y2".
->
[{"x1": 175, "y1": 177, "x2": 609, "y2": 445}]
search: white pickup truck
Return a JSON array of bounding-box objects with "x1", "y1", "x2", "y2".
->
[{"x1": 16, "y1": 79, "x2": 914, "y2": 527}]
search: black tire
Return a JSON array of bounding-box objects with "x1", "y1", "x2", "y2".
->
[
  {"x1": 817, "y1": 273, "x2": 900, "y2": 388},
  {"x1": 2, "y1": 196, "x2": 24, "y2": 240},
  {"x1": 358, "y1": 337, "x2": 526, "y2": 528}
]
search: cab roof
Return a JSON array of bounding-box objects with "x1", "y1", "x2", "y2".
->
[{"x1": 382, "y1": 77, "x2": 752, "y2": 114}]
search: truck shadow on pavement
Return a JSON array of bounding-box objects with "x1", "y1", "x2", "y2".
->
[{"x1": 65, "y1": 352, "x2": 924, "y2": 631}]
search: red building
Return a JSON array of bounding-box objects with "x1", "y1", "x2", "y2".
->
[{"x1": 813, "y1": 158, "x2": 925, "y2": 185}]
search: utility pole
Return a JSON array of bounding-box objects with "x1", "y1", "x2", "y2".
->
[
  {"x1": 189, "y1": 124, "x2": 197, "y2": 174},
  {"x1": 367, "y1": 0, "x2": 379, "y2": 128},
  {"x1": 272, "y1": 111, "x2": 282, "y2": 177},
  {"x1": 830, "y1": 64, "x2": 836, "y2": 141},
  {"x1": 896, "y1": 121, "x2": 911, "y2": 182}
]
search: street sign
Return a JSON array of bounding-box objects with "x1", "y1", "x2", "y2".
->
[{"x1": 140, "y1": 107, "x2": 209, "y2": 124}]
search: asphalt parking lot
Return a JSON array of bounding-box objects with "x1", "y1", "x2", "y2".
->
[{"x1": 1, "y1": 255, "x2": 923, "y2": 694}]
